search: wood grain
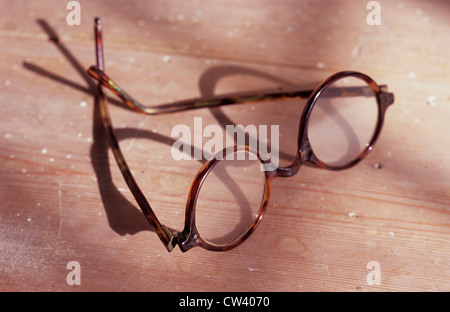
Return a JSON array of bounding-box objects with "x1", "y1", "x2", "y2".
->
[{"x1": 0, "y1": 0, "x2": 449, "y2": 291}]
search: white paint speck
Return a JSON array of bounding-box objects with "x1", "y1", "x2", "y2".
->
[
  {"x1": 27, "y1": 218, "x2": 32, "y2": 222},
  {"x1": 407, "y1": 72, "x2": 416, "y2": 79},
  {"x1": 389, "y1": 231, "x2": 394, "y2": 238},
  {"x1": 41, "y1": 148, "x2": 48, "y2": 154},
  {"x1": 316, "y1": 62, "x2": 325, "y2": 69},
  {"x1": 248, "y1": 267, "x2": 263, "y2": 272},
  {"x1": 79, "y1": 101, "x2": 87, "y2": 107},
  {"x1": 162, "y1": 55, "x2": 171, "y2": 63},
  {"x1": 427, "y1": 96, "x2": 436, "y2": 107}
]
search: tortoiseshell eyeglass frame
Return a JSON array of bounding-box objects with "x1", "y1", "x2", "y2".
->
[{"x1": 89, "y1": 18, "x2": 394, "y2": 252}]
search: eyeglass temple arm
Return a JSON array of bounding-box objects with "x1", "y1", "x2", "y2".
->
[
  {"x1": 87, "y1": 65, "x2": 386, "y2": 115},
  {"x1": 87, "y1": 65, "x2": 313, "y2": 115},
  {"x1": 319, "y1": 84, "x2": 389, "y2": 97},
  {"x1": 93, "y1": 18, "x2": 177, "y2": 252}
]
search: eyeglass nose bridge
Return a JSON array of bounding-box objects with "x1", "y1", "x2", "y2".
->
[{"x1": 272, "y1": 141, "x2": 313, "y2": 178}]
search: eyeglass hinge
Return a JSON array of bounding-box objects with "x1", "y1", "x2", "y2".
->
[
  {"x1": 161, "y1": 225, "x2": 179, "y2": 252},
  {"x1": 379, "y1": 91, "x2": 395, "y2": 108}
]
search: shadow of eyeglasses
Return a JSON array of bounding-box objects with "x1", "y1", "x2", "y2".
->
[{"x1": 25, "y1": 18, "x2": 314, "y2": 237}]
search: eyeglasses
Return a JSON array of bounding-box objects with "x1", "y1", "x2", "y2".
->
[{"x1": 88, "y1": 18, "x2": 394, "y2": 252}]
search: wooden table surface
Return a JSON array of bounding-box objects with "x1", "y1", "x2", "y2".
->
[{"x1": 1, "y1": 0, "x2": 449, "y2": 292}]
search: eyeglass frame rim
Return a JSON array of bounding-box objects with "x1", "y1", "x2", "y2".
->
[
  {"x1": 89, "y1": 17, "x2": 394, "y2": 253},
  {"x1": 178, "y1": 71, "x2": 394, "y2": 252}
]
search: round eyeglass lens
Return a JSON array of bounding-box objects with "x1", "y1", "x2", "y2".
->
[
  {"x1": 307, "y1": 76, "x2": 379, "y2": 167},
  {"x1": 194, "y1": 149, "x2": 266, "y2": 247}
]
